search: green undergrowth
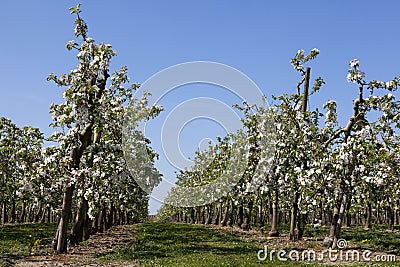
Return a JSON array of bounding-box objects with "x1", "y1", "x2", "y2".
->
[
  {"x1": 100, "y1": 222, "x2": 400, "y2": 267},
  {"x1": 0, "y1": 222, "x2": 56, "y2": 266},
  {"x1": 1, "y1": 222, "x2": 400, "y2": 266},
  {"x1": 100, "y1": 222, "x2": 304, "y2": 266}
]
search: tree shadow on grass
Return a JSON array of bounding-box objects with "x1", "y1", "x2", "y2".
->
[{"x1": 0, "y1": 254, "x2": 24, "y2": 267}]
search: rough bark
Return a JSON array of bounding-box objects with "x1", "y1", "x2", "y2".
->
[
  {"x1": 54, "y1": 184, "x2": 75, "y2": 253},
  {"x1": 236, "y1": 205, "x2": 244, "y2": 228},
  {"x1": 99, "y1": 206, "x2": 106, "y2": 232},
  {"x1": 189, "y1": 207, "x2": 195, "y2": 224},
  {"x1": 269, "y1": 189, "x2": 279, "y2": 237},
  {"x1": 34, "y1": 204, "x2": 43, "y2": 223},
  {"x1": 221, "y1": 199, "x2": 230, "y2": 227},
  {"x1": 289, "y1": 191, "x2": 300, "y2": 241},
  {"x1": 227, "y1": 200, "x2": 235, "y2": 227},
  {"x1": 325, "y1": 193, "x2": 348, "y2": 248},
  {"x1": 196, "y1": 206, "x2": 201, "y2": 224},
  {"x1": 71, "y1": 198, "x2": 89, "y2": 242},
  {"x1": 205, "y1": 205, "x2": 212, "y2": 225},
  {"x1": 345, "y1": 194, "x2": 352, "y2": 227},
  {"x1": 106, "y1": 203, "x2": 115, "y2": 229},
  {"x1": 1, "y1": 202, "x2": 7, "y2": 224},
  {"x1": 10, "y1": 199, "x2": 16, "y2": 223},
  {"x1": 242, "y1": 200, "x2": 253, "y2": 230},
  {"x1": 255, "y1": 198, "x2": 264, "y2": 227},
  {"x1": 212, "y1": 204, "x2": 220, "y2": 225},
  {"x1": 19, "y1": 202, "x2": 26, "y2": 223}
]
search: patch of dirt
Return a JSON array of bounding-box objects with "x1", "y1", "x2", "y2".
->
[{"x1": 16, "y1": 225, "x2": 138, "y2": 267}]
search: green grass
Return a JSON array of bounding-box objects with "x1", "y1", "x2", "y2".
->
[
  {"x1": 100, "y1": 223, "x2": 400, "y2": 267},
  {"x1": 340, "y1": 226, "x2": 400, "y2": 255},
  {"x1": 0, "y1": 222, "x2": 56, "y2": 266},
  {"x1": 100, "y1": 223, "x2": 324, "y2": 267},
  {"x1": 1, "y1": 222, "x2": 400, "y2": 266}
]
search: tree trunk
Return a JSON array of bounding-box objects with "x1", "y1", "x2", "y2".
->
[
  {"x1": 364, "y1": 202, "x2": 372, "y2": 229},
  {"x1": 205, "y1": 205, "x2": 212, "y2": 224},
  {"x1": 236, "y1": 205, "x2": 244, "y2": 228},
  {"x1": 1, "y1": 202, "x2": 7, "y2": 224},
  {"x1": 325, "y1": 193, "x2": 347, "y2": 248},
  {"x1": 99, "y1": 206, "x2": 106, "y2": 232},
  {"x1": 196, "y1": 206, "x2": 201, "y2": 224},
  {"x1": 47, "y1": 206, "x2": 51, "y2": 223},
  {"x1": 268, "y1": 196, "x2": 273, "y2": 224},
  {"x1": 289, "y1": 191, "x2": 299, "y2": 241},
  {"x1": 71, "y1": 198, "x2": 89, "y2": 243},
  {"x1": 269, "y1": 189, "x2": 279, "y2": 237},
  {"x1": 54, "y1": 184, "x2": 75, "y2": 253},
  {"x1": 227, "y1": 200, "x2": 235, "y2": 227},
  {"x1": 221, "y1": 199, "x2": 230, "y2": 227},
  {"x1": 10, "y1": 199, "x2": 16, "y2": 223},
  {"x1": 19, "y1": 202, "x2": 26, "y2": 223},
  {"x1": 34, "y1": 204, "x2": 43, "y2": 223},
  {"x1": 256, "y1": 198, "x2": 264, "y2": 227},
  {"x1": 345, "y1": 194, "x2": 352, "y2": 227},
  {"x1": 40, "y1": 206, "x2": 47, "y2": 223},
  {"x1": 189, "y1": 207, "x2": 195, "y2": 224},
  {"x1": 212, "y1": 204, "x2": 220, "y2": 225},
  {"x1": 242, "y1": 200, "x2": 253, "y2": 230},
  {"x1": 107, "y1": 203, "x2": 114, "y2": 229},
  {"x1": 388, "y1": 206, "x2": 394, "y2": 230}
]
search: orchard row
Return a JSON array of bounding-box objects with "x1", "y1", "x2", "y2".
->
[
  {"x1": 158, "y1": 49, "x2": 400, "y2": 249},
  {"x1": 1, "y1": 4, "x2": 162, "y2": 253}
]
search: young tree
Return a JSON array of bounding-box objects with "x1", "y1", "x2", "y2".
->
[
  {"x1": 47, "y1": 5, "x2": 162, "y2": 253},
  {"x1": 323, "y1": 59, "x2": 400, "y2": 247}
]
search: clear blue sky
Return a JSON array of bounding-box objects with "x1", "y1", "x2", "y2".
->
[{"x1": 1, "y1": 1, "x2": 400, "y2": 214}]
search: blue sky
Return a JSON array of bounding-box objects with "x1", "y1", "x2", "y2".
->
[{"x1": 1, "y1": 1, "x2": 400, "y2": 213}]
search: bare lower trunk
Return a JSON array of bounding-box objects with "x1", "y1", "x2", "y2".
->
[
  {"x1": 40, "y1": 206, "x2": 47, "y2": 223},
  {"x1": 196, "y1": 207, "x2": 201, "y2": 224},
  {"x1": 236, "y1": 205, "x2": 244, "y2": 228},
  {"x1": 364, "y1": 202, "x2": 372, "y2": 229},
  {"x1": 242, "y1": 200, "x2": 253, "y2": 230},
  {"x1": 71, "y1": 198, "x2": 89, "y2": 243},
  {"x1": 34, "y1": 204, "x2": 43, "y2": 223},
  {"x1": 205, "y1": 205, "x2": 212, "y2": 225},
  {"x1": 99, "y1": 206, "x2": 106, "y2": 232},
  {"x1": 269, "y1": 190, "x2": 279, "y2": 237},
  {"x1": 54, "y1": 184, "x2": 75, "y2": 253},
  {"x1": 289, "y1": 191, "x2": 299, "y2": 241},
  {"x1": 19, "y1": 202, "x2": 26, "y2": 223},
  {"x1": 91, "y1": 216, "x2": 99, "y2": 235},
  {"x1": 268, "y1": 196, "x2": 273, "y2": 224},
  {"x1": 47, "y1": 206, "x2": 51, "y2": 223},
  {"x1": 221, "y1": 199, "x2": 230, "y2": 227},
  {"x1": 227, "y1": 200, "x2": 235, "y2": 227},
  {"x1": 212, "y1": 204, "x2": 220, "y2": 225},
  {"x1": 325, "y1": 193, "x2": 347, "y2": 248},
  {"x1": 10, "y1": 199, "x2": 16, "y2": 223},
  {"x1": 2, "y1": 202, "x2": 7, "y2": 224},
  {"x1": 255, "y1": 199, "x2": 264, "y2": 227},
  {"x1": 345, "y1": 194, "x2": 352, "y2": 227},
  {"x1": 189, "y1": 207, "x2": 195, "y2": 224},
  {"x1": 200, "y1": 207, "x2": 205, "y2": 224},
  {"x1": 388, "y1": 206, "x2": 394, "y2": 230}
]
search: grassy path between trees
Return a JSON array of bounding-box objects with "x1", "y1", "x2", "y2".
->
[{"x1": 1, "y1": 222, "x2": 400, "y2": 266}]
